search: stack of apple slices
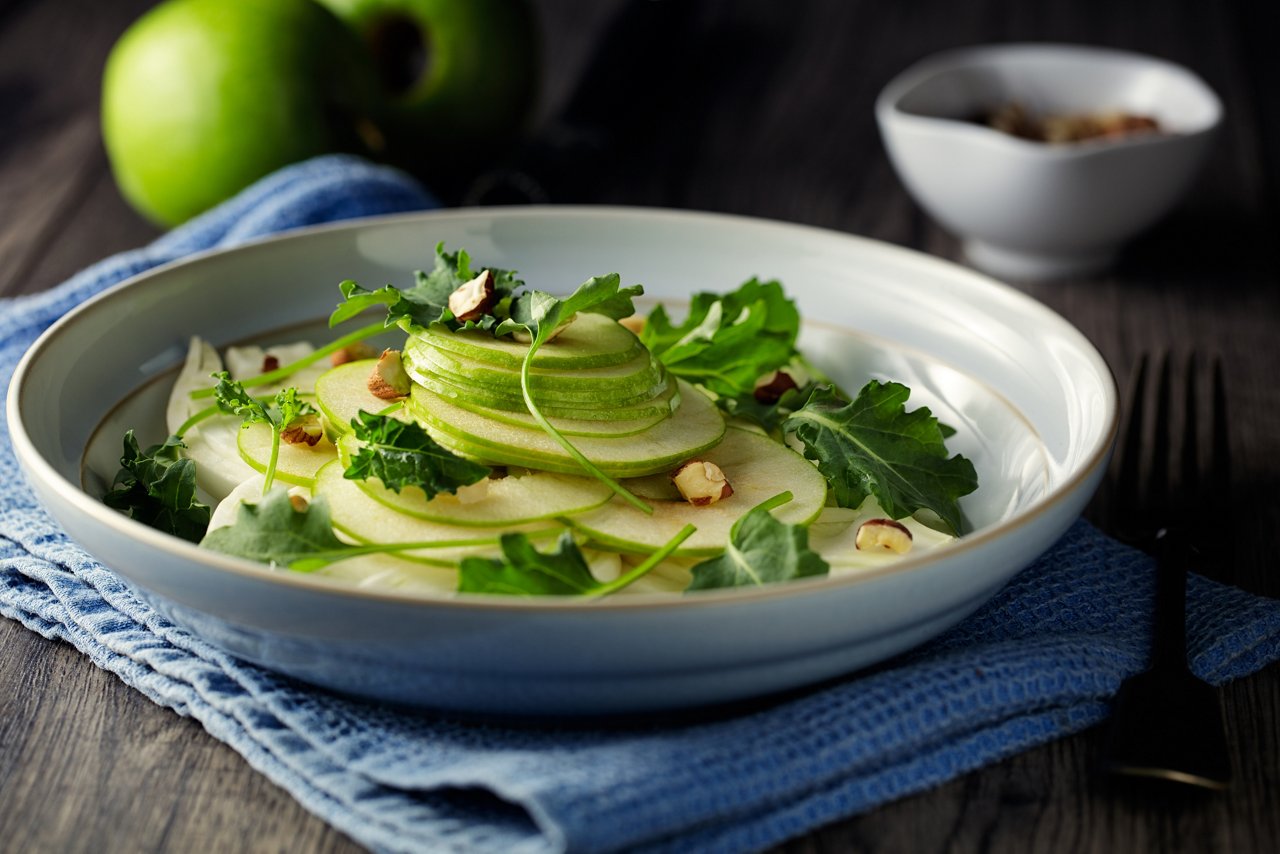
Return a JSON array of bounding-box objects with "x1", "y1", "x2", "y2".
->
[{"x1": 398, "y1": 313, "x2": 727, "y2": 476}]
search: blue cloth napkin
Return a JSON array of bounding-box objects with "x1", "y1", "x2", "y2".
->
[{"x1": 3, "y1": 155, "x2": 1280, "y2": 854}]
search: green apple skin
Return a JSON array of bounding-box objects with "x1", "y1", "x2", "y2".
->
[
  {"x1": 316, "y1": 0, "x2": 537, "y2": 174},
  {"x1": 102, "y1": 0, "x2": 381, "y2": 226}
]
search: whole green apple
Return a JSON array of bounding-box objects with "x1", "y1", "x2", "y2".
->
[
  {"x1": 315, "y1": 0, "x2": 538, "y2": 180},
  {"x1": 102, "y1": 0, "x2": 382, "y2": 226}
]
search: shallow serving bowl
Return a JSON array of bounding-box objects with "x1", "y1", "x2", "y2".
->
[
  {"x1": 877, "y1": 44, "x2": 1222, "y2": 281},
  {"x1": 8, "y1": 207, "x2": 1116, "y2": 716}
]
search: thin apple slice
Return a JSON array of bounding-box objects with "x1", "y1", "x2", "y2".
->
[
  {"x1": 314, "y1": 359, "x2": 409, "y2": 436},
  {"x1": 409, "y1": 366, "x2": 681, "y2": 420},
  {"x1": 569, "y1": 427, "x2": 828, "y2": 556},
  {"x1": 237, "y1": 422, "x2": 338, "y2": 487},
  {"x1": 334, "y1": 434, "x2": 612, "y2": 526},
  {"x1": 409, "y1": 311, "x2": 641, "y2": 369},
  {"x1": 807, "y1": 502, "x2": 956, "y2": 571},
  {"x1": 312, "y1": 460, "x2": 563, "y2": 565},
  {"x1": 408, "y1": 379, "x2": 726, "y2": 477},
  {"x1": 406, "y1": 340, "x2": 668, "y2": 402}
]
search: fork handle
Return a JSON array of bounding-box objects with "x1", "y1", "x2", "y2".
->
[{"x1": 1151, "y1": 528, "x2": 1191, "y2": 672}]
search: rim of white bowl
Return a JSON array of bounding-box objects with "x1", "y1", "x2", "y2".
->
[
  {"x1": 8, "y1": 205, "x2": 1119, "y2": 612},
  {"x1": 876, "y1": 42, "x2": 1224, "y2": 158}
]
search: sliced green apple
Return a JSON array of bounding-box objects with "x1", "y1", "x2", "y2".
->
[
  {"x1": 312, "y1": 460, "x2": 562, "y2": 565},
  {"x1": 314, "y1": 359, "x2": 409, "y2": 436},
  {"x1": 408, "y1": 311, "x2": 641, "y2": 369},
  {"x1": 335, "y1": 433, "x2": 612, "y2": 526},
  {"x1": 407, "y1": 379, "x2": 726, "y2": 477},
  {"x1": 569, "y1": 427, "x2": 828, "y2": 556},
  {"x1": 237, "y1": 422, "x2": 339, "y2": 487}
]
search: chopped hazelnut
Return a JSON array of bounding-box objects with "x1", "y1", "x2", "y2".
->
[
  {"x1": 855, "y1": 518, "x2": 913, "y2": 554},
  {"x1": 448, "y1": 269, "x2": 496, "y2": 322},
  {"x1": 281, "y1": 413, "x2": 323, "y2": 447},
  {"x1": 753, "y1": 369, "x2": 798, "y2": 404},
  {"x1": 672, "y1": 460, "x2": 734, "y2": 506},
  {"x1": 261, "y1": 354, "x2": 280, "y2": 373},
  {"x1": 618, "y1": 314, "x2": 646, "y2": 335},
  {"x1": 331, "y1": 342, "x2": 378, "y2": 367},
  {"x1": 367, "y1": 349, "x2": 411, "y2": 400},
  {"x1": 289, "y1": 494, "x2": 309, "y2": 512}
]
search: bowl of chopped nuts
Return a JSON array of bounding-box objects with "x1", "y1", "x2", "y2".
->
[{"x1": 876, "y1": 44, "x2": 1222, "y2": 281}]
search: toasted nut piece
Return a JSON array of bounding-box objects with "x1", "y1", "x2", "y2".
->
[
  {"x1": 281, "y1": 413, "x2": 323, "y2": 447},
  {"x1": 855, "y1": 518, "x2": 913, "y2": 554},
  {"x1": 618, "y1": 314, "x2": 646, "y2": 335},
  {"x1": 448, "y1": 269, "x2": 496, "y2": 322},
  {"x1": 672, "y1": 460, "x2": 734, "y2": 506},
  {"x1": 289, "y1": 494, "x2": 309, "y2": 512},
  {"x1": 367, "y1": 349, "x2": 411, "y2": 400},
  {"x1": 753, "y1": 369, "x2": 798, "y2": 404},
  {"x1": 261, "y1": 354, "x2": 280, "y2": 373},
  {"x1": 331, "y1": 342, "x2": 378, "y2": 367}
]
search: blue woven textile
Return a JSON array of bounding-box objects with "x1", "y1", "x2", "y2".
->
[{"x1": 3, "y1": 155, "x2": 1279, "y2": 854}]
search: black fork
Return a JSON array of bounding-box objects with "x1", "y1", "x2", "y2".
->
[{"x1": 1101, "y1": 352, "x2": 1231, "y2": 789}]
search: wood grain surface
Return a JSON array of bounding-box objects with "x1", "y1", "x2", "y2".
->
[{"x1": 2, "y1": 0, "x2": 1277, "y2": 851}]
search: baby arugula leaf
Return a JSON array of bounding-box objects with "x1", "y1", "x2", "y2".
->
[
  {"x1": 687, "y1": 493, "x2": 828, "y2": 591},
  {"x1": 212, "y1": 373, "x2": 315, "y2": 494},
  {"x1": 784, "y1": 382, "x2": 978, "y2": 535},
  {"x1": 494, "y1": 274, "x2": 652, "y2": 513},
  {"x1": 642, "y1": 277, "x2": 800, "y2": 398},
  {"x1": 458, "y1": 524, "x2": 695, "y2": 597},
  {"x1": 328, "y1": 242, "x2": 522, "y2": 330},
  {"x1": 103, "y1": 431, "x2": 210, "y2": 543},
  {"x1": 344, "y1": 410, "x2": 490, "y2": 498}
]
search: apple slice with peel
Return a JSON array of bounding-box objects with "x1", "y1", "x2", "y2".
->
[
  {"x1": 334, "y1": 433, "x2": 612, "y2": 526},
  {"x1": 312, "y1": 460, "x2": 563, "y2": 565},
  {"x1": 314, "y1": 359, "x2": 410, "y2": 437},
  {"x1": 569, "y1": 427, "x2": 828, "y2": 556},
  {"x1": 409, "y1": 312, "x2": 641, "y2": 370},
  {"x1": 237, "y1": 422, "x2": 339, "y2": 487},
  {"x1": 408, "y1": 379, "x2": 726, "y2": 478}
]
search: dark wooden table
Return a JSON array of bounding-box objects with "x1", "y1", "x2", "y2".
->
[{"x1": 3, "y1": 0, "x2": 1277, "y2": 851}]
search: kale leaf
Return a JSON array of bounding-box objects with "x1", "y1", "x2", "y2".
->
[
  {"x1": 102, "y1": 431, "x2": 210, "y2": 542},
  {"x1": 344, "y1": 410, "x2": 490, "y2": 498},
  {"x1": 783, "y1": 382, "x2": 978, "y2": 535}
]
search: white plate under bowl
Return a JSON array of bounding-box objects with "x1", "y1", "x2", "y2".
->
[{"x1": 8, "y1": 207, "x2": 1116, "y2": 716}]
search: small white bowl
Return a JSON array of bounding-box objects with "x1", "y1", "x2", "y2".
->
[{"x1": 876, "y1": 44, "x2": 1222, "y2": 281}]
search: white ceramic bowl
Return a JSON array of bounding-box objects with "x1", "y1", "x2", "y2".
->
[
  {"x1": 876, "y1": 44, "x2": 1222, "y2": 281},
  {"x1": 8, "y1": 207, "x2": 1117, "y2": 716}
]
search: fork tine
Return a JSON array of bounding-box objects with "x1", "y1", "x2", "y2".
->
[
  {"x1": 1180, "y1": 352, "x2": 1200, "y2": 505},
  {"x1": 1149, "y1": 353, "x2": 1173, "y2": 525},
  {"x1": 1113, "y1": 354, "x2": 1149, "y2": 544},
  {"x1": 1209, "y1": 356, "x2": 1234, "y2": 581}
]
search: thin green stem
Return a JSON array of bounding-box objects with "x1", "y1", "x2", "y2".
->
[
  {"x1": 262, "y1": 429, "x2": 282, "y2": 495},
  {"x1": 175, "y1": 404, "x2": 221, "y2": 438},
  {"x1": 190, "y1": 320, "x2": 386, "y2": 399},
  {"x1": 728, "y1": 490, "x2": 793, "y2": 539},
  {"x1": 287, "y1": 535, "x2": 510, "y2": 571},
  {"x1": 588, "y1": 523, "x2": 697, "y2": 597},
  {"x1": 519, "y1": 340, "x2": 653, "y2": 514}
]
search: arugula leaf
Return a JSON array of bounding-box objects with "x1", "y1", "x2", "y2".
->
[
  {"x1": 103, "y1": 431, "x2": 210, "y2": 542},
  {"x1": 212, "y1": 373, "x2": 316, "y2": 493},
  {"x1": 784, "y1": 382, "x2": 978, "y2": 535},
  {"x1": 328, "y1": 243, "x2": 522, "y2": 330},
  {"x1": 687, "y1": 498, "x2": 828, "y2": 591},
  {"x1": 458, "y1": 524, "x2": 695, "y2": 597},
  {"x1": 642, "y1": 277, "x2": 800, "y2": 398},
  {"x1": 493, "y1": 274, "x2": 652, "y2": 513},
  {"x1": 344, "y1": 410, "x2": 490, "y2": 498}
]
